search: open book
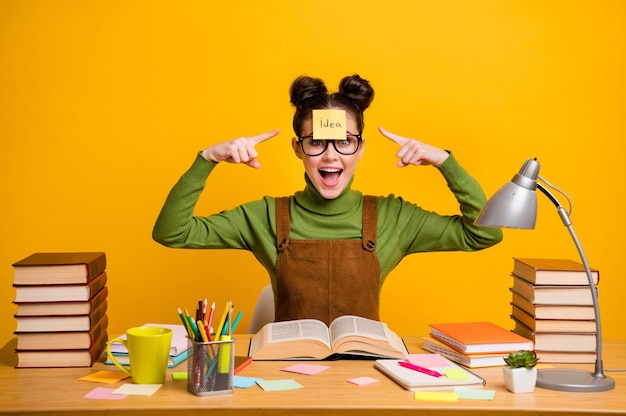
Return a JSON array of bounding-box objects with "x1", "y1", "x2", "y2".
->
[{"x1": 248, "y1": 315, "x2": 409, "y2": 360}]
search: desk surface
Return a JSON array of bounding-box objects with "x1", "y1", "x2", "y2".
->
[{"x1": 1, "y1": 335, "x2": 625, "y2": 416}]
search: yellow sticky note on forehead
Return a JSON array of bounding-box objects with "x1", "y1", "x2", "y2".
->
[{"x1": 312, "y1": 109, "x2": 346, "y2": 140}]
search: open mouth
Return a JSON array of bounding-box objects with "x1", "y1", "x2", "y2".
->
[{"x1": 319, "y1": 168, "x2": 343, "y2": 186}]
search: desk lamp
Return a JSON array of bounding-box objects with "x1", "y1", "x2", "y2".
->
[{"x1": 475, "y1": 158, "x2": 615, "y2": 392}]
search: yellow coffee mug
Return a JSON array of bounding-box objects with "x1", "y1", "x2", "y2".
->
[{"x1": 106, "y1": 326, "x2": 172, "y2": 384}]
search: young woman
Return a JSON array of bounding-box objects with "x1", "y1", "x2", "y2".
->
[{"x1": 153, "y1": 74, "x2": 502, "y2": 325}]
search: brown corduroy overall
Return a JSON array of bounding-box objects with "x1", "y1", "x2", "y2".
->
[{"x1": 274, "y1": 195, "x2": 381, "y2": 326}]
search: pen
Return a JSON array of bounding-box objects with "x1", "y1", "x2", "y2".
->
[{"x1": 398, "y1": 361, "x2": 443, "y2": 377}]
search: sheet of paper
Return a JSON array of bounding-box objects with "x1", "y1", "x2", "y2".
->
[
  {"x1": 113, "y1": 384, "x2": 162, "y2": 396},
  {"x1": 79, "y1": 370, "x2": 130, "y2": 384},
  {"x1": 256, "y1": 379, "x2": 303, "y2": 391},
  {"x1": 281, "y1": 363, "x2": 329, "y2": 375},
  {"x1": 454, "y1": 387, "x2": 496, "y2": 400},
  {"x1": 84, "y1": 387, "x2": 127, "y2": 400},
  {"x1": 414, "y1": 391, "x2": 458, "y2": 402},
  {"x1": 347, "y1": 376, "x2": 379, "y2": 386},
  {"x1": 407, "y1": 353, "x2": 450, "y2": 367},
  {"x1": 233, "y1": 375, "x2": 264, "y2": 388}
]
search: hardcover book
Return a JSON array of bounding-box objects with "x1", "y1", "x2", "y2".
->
[
  {"x1": 420, "y1": 335, "x2": 506, "y2": 368},
  {"x1": 14, "y1": 271, "x2": 107, "y2": 303},
  {"x1": 15, "y1": 330, "x2": 106, "y2": 368},
  {"x1": 107, "y1": 323, "x2": 189, "y2": 356},
  {"x1": 16, "y1": 315, "x2": 109, "y2": 350},
  {"x1": 105, "y1": 349, "x2": 189, "y2": 368},
  {"x1": 533, "y1": 350, "x2": 596, "y2": 364},
  {"x1": 429, "y1": 321, "x2": 533, "y2": 354},
  {"x1": 510, "y1": 291, "x2": 595, "y2": 320},
  {"x1": 510, "y1": 304, "x2": 596, "y2": 333},
  {"x1": 512, "y1": 258, "x2": 599, "y2": 286},
  {"x1": 12, "y1": 252, "x2": 106, "y2": 285},
  {"x1": 15, "y1": 300, "x2": 107, "y2": 332},
  {"x1": 511, "y1": 275, "x2": 594, "y2": 305},
  {"x1": 14, "y1": 286, "x2": 108, "y2": 316},
  {"x1": 511, "y1": 319, "x2": 596, "y2": 352}
]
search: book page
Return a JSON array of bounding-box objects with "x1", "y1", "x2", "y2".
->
[
  {"x1": 329, "y1": 315, "x2": 389, "y2": 342},
  {"x1": 329, "y1": 315, "x2": 408, "y2": 358},
  {"x1": 267, "y1": 319, "x2": 331, "y2": 345}
]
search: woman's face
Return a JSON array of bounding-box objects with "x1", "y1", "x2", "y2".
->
[{"x1": 291, "y1": 112, "x2": 364, "y2": 199}]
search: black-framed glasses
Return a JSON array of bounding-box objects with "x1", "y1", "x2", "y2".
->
[{"x1": 297, "y1": 134, "x2": 362, "y2": 156}]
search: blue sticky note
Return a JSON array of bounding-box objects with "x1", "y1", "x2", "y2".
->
[
  {"x1": 233, "y1": 375, "x2": 264, "y2": 388},
  {"x1": 256, "y1": 379, "x2": 303, "y2": 391}
]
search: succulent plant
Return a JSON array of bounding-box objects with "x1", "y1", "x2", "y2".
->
[{"x1": 504, "y1": 350, "x2": 539, "y2": 369}]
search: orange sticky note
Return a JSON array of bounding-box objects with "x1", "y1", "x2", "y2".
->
[{"x1": 79, "y1": 370, "x2": 130, "y2": 384}]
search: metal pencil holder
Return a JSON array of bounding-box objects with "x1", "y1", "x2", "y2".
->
[{"x1": 187, "y1": 338, "x2": 234, "y2": 396}]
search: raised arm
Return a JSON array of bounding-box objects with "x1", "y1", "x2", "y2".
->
[{"x1": 152, "y1": 130, "x2": 280, "y2": 248}]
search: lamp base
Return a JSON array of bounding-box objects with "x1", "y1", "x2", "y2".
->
[{"x1": 536, "y1": 368, "x2": 615, "y2": 392}]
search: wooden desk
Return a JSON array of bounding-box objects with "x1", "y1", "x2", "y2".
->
[{"x1": 1, "y1": 336, "x2": 625, "y2": 415}]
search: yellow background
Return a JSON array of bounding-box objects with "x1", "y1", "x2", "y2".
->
[{"x1": 1, "y1": 1, "x2": 625, "y2": 347}]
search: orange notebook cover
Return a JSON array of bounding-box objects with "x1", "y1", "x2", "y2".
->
[{"x1": 429, "y1": 322, "x2": 534, "y2": 354}]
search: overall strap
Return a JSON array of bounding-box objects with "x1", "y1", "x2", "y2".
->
[
  {"x1": 361, "y1": 195, "x2": 377, "y2": 252},
  {"x1": 275, "y1": 197, "x2": 290, "y2": 252}
]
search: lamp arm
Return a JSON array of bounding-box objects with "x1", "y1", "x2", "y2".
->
[{"x1": 537, "y1": 183, "x2": 606, "y2": 379}]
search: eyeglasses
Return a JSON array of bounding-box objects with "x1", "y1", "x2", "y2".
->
[{"x1": 297, "y1": 134, "x2": 362, "y2": 156}]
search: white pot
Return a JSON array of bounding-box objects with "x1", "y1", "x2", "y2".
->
[{"x1": 503, "y1": 366, "x2": 537, "y2": 393}]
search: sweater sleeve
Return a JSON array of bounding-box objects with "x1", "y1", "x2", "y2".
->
[
  {"x1": 431, "y1": 153, "x2": 503, "y2": 249},
  {"x1": 376, "y1": 153, "x2": 503, "y2": 264},
  {"x1": 152, "y1": 152, "x2": 275, "y2": 253}
]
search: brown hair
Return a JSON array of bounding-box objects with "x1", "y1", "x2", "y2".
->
[{"x1": 289, "y1": 74, "x2": 374, "y2": 137}]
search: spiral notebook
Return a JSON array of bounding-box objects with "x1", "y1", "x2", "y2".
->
[{"x1": 374, "y1": 357, "x2": 485, "y2": 391}]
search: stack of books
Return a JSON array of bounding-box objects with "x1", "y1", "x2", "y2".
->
[
  {"x1": 12, "y1": 252, "x2": 108, "y2": 368},
  {"x1": 105, "y1": 323, "x2": 189, "y2": 368},
  {"x1": 421, "y1": 321, "x2": 533, "y2": 368},
  {"x1": 509, "y1": 258, "x2": 599, "y2": 364}
]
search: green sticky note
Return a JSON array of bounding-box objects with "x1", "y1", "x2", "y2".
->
[
  {"x1": 454, "y1": 387, "x2": 496, "y2": 400},
  {"x1": 256, "y1": 379, "x2": 303, "y2": 391},
  {"x1": 444, "y1": 368, "x2": 470, "y2": 380}
]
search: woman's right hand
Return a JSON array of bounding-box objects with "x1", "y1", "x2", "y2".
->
[{"x1": 201, "y1": 129, "x2": 280, "y2": 169}]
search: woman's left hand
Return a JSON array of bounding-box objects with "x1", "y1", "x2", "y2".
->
[{"x1": 378, "y1": 126, "x2": 449, "y2": 168}]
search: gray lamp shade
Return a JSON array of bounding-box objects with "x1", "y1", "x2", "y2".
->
[{"x1": 475, "y1": 159, "x2": 540, "y2": 229}]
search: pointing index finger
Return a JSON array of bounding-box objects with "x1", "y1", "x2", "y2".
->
[
  {"x1": 378, "y1": 126, "x2": 408, "y2": 146},
  {"x1": 249, "y1": 128, "x2": 281, "y2": 145}
]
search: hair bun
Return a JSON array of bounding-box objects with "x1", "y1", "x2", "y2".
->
[
  {"x1": 338, "y1": 74, "x2": 374, "y2": 111},
  {"x1": 290, "y1": 76, "x2": 328, "y2": 108}
]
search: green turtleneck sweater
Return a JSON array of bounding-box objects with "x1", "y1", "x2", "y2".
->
[{"x1": 153, "y1": 152, "x2": 502, "y2": 285}]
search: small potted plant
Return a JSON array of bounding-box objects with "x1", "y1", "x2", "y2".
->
[{"x1": 502, "y1": 350, "x2": 539, "y2": 393}]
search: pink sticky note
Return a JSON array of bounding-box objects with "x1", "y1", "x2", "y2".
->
[
  {"x1": 84, "y1": 387, "x2": 128, "y2": 400},
  {"x1": 347, "y1": 376, "x2": 379, "y2": 386},
  {"x1": 408, "y1": 353, "x2": 450, "y2": 367},
  {"x1": 281, "y1": 363, "x2": 330, "y2": 375}
]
